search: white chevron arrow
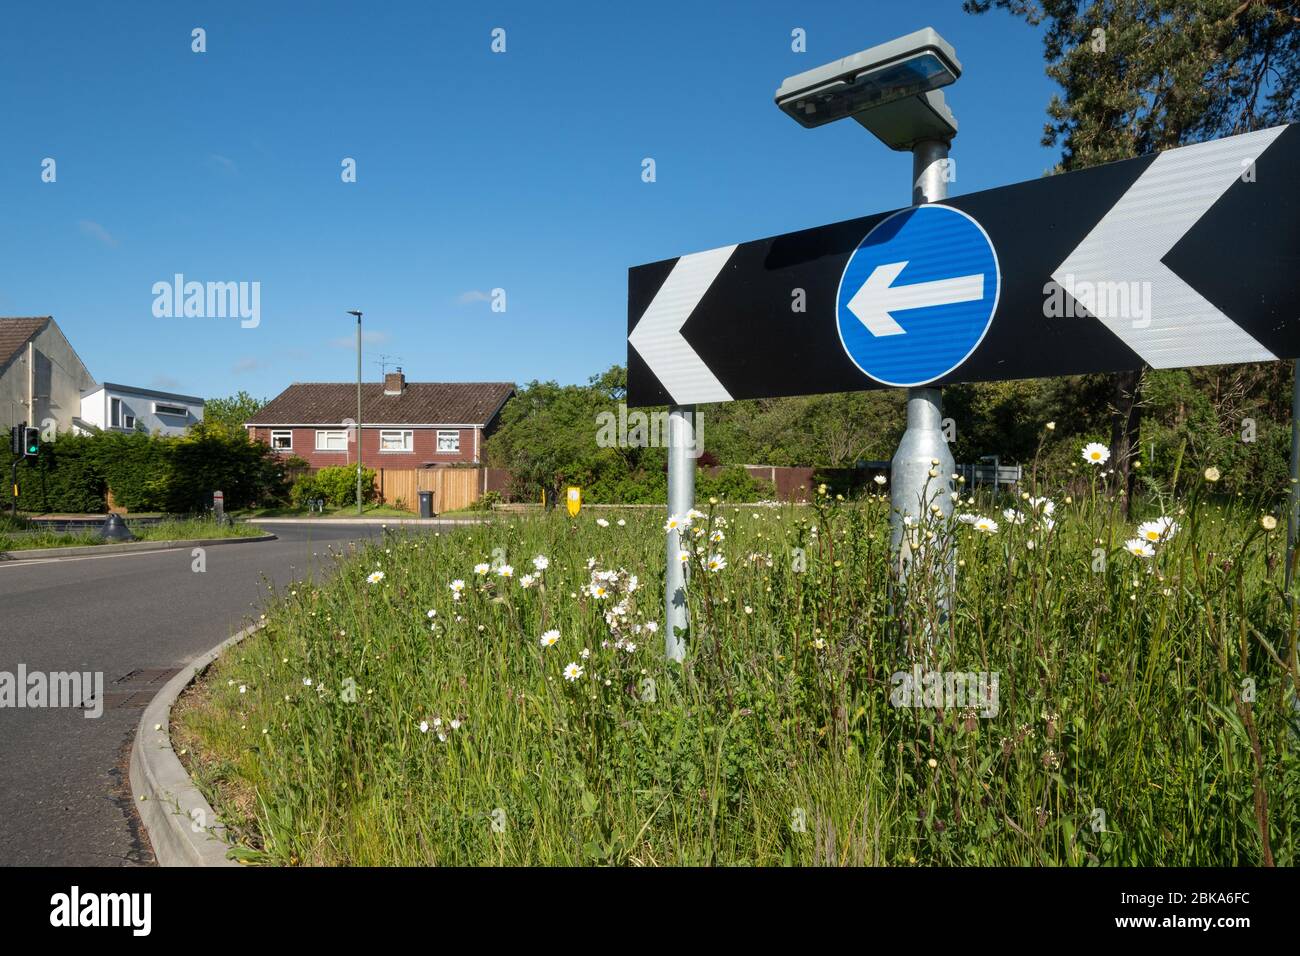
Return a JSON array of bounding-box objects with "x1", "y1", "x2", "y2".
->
[
  {"x1": 847, "y1": 260, "x2": 984, "y2": 337},
  {"x1": 628, "y1": 244, "x2": 736, "y2": 404},
  {"x1": 1051, "y1": 126, "x2": 1284, "y2": 367}
]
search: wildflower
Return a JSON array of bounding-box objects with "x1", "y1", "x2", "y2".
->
[
  {"x1": 686, "y1": 508, "x2": 706, "y2": 522},
  {"x1": 473, "y1": 563, "x2": 490, "y2": 575},
  {"x1": 366, "y1": 571, "x2": 385, "y2": 585},
  {"x1": 1261, "y1": 514, "x2": 1278, "y2": 531},
  {"x1": 496, "y1": 564, "x2": 514, "y2": 578},
  {"x1": 617, "y1": 518, "x2": 626, "y2": 526},
  {"x1": 450, "y1": 719, "x2": 461, "y2": 730},
  {"x1": 563, "y1": 663, "x2": 584, "y2": 682},
  {"x1": 1046, "y1": 421, "x2": 1056, "y2": 431},
  {"x1": 644, "y1": 621, "x2": 659, "y2": 633},
  {"x1": 874, "y1": 475, "x2": 887, "y2": 486},
  {"x1": 427, "y1": 609, "x2": 437, "y2": 619},
  {"x1": 677, "y1": 551, "x2": 690, "y2": 564},
  {"x1": 238, "y1": 685, "x2": 247, "y2": 694},
  {"x1": 419, "y1": 721, "x2": 429, "y2": 733},
  {"x1": 811, "y1": 638, "x2": 827, "y2": 650},
  {"x1": 973, "y1": 517, "x2": 999, "y2": 535},
  {"x1": 706, "y1": 554, "x2": 727, "y2": 572},
  {"x1": 927, "y1": 758, "x2": 938, "y2": 769},
  {"x1": 1002, "y1": 509, "x2": 1026, "y2": 525},
  {"x1": 624, "y1": 642, "x2": 637, "y2": 653},
  {"x1": 709, "y1": 529, "x2": 725, "y2": 542},
  {"x1": 664, "y1": 514, "x2": 686, "y2": 532},
  {"x1": 1124, "y1": 539, "x2": 1155, "y2": 559},
  {"x1": 956, "y1": 513, "x2": 979, "y2": 525},
  {"x1": 540, "y1": 629, "x2": 560, "y2": 648},
  {"x1": 1204, "y1": 466, "x2": 1221, "y2": 482},
  {"x1": 580, "y1": 647, "x2": 591, "y2": 659},
  {"x1": 532, "y1": 555, "x2": 549, "y2": 571},
  {"x1": 596, "y1": 518, "x2": 609, "y2": 528},
  {"x1": 1027, "y1": 496, "x2": 1055, "y2": 516},
  {"x1": 1136, "y1": 517, "x2": 1178, "y2": 543},
  {"x1": 1082, "y1": 442, "x2": 1110, "y2": 465}
]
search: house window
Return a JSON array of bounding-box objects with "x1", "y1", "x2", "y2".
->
[
  {"x1": 437, "y1": 430, "x2": 460, "y2": 452},
  {"x1": 154, "y1": 402, "x2": 188, "y2": 417},
  {"x1": 315, "y1": 429, "x2": 348, "y2": 451},
  {"x1": 110, "y1": 397, "x2": 131, "y2": 429},
  {"x1": 271, "y1": 430, "x2": 293, "y2": 451},
  {"x1": 380, "y1": 429, "x2": 413, "y2": 452}
]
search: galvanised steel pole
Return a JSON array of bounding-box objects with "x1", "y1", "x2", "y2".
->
[
  {"x1": 356, "y1": 311, "x2": 364, "y2": 515},
  {"x1": 664, "y1": 405, "x2": 695, "y2": 661},
  {"x1": 890, "y1": 138, "x2": 956, "y2": 610}
]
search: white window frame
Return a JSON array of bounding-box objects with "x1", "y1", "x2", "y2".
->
[
  {"x1": 271, "y1": 430, "x2": 293, "y2": 451},
  {"x1": 154, "y1": 401, "x2": 188, "y2": 417},
  {"x1": 437, "y1": 429, "x2": 460, "y2": 453},
  {"x1": 110, "y1": 397, "x2": 123, "y2": 428},
  {"x1": 379, "y1": 429, "x2": 413, "y2": 453},
  {"x1": 315, "y1": 429, "x2": 348, "y2": 451}
]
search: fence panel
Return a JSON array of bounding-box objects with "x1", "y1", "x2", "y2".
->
[{"x1": 375, "y1": 468, "x2": 482, "y2": 513}]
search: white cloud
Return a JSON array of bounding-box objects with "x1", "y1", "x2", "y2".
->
[
  {"x1": 232, "y1": 357, "x2": 265, "y2": 374},
  {"x1": 79, "y1": 220, "x2": 119, "y2": 248},
  {"x1": 457, "y1": 290, "x2": 491, "y2": 304}
]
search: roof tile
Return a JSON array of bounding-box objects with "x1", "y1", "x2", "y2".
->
[{"x1": 246, "y1": 381, "x2": 515, "y2": 426}]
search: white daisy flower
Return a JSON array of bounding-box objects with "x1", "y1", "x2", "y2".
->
[
  {"x1": 366, "y1": 571, "x2": 385, "y2": 585},
  {"x1": 1124, "y1": 538, "x2": 1155, "y2": 558},
  {"x1": 596, "y1": 518, "x2": 609, "y2": 527},
  {"x1": 974, "y1": 517, "x2": 999, "y2": 534},
  {"x1": 473, "y1": 563, "x2": 490, "y2": 575},
  {"x1": 1082, "y1": 442, "x2": 1110, "y2": 465},
  {"x1": 706, "y1": 553, "x2": 727, "y2": 572},
  {"x1": 540, "y1": 629, "x2": 560, "y2": 648},
  {"x1": 1137, "y1": 517, "x2": 1178, "y2": 543},
  {"x1": 563, "y1": 662, "x2": 584, "y2": 682},
  {"x1": 532, "y1": 555, "x2": 549, "y2": 571},
  {"x1": 450, "y1": 579, "x2": 466, "y2": 593},
  {"x1": 519, "y1": 573, "x2": 536, "y2": 589},
  {"x1": 496, "y1": 564, "x2": 514, "y2": 578},
  {"x1": 419, "y1": 721, "x2": 429, "y2": 733}
]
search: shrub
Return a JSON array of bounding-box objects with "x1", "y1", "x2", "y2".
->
[{"x1": 313, "y1": 465, "x2": 377, "y2": 507}]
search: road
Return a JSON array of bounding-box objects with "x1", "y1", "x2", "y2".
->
[{"x1": 0, "y1": 523, "x2": 385, "y2": 866}]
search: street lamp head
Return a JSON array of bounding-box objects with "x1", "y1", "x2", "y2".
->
[
  {"x1": 346, "y1": 309, "x2": 363, "y2": 318},
  {"x1": 775, "y1": 27, "x2": 960, "y2": 149}
]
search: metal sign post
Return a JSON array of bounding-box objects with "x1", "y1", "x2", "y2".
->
[
  {"x1": 889, "y1": 139, "x2": 956, "y2": 604},
  {"x1": 664, "y1": 405, "x2": 695, "y2": 662}
]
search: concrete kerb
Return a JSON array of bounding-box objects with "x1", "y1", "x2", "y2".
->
[
  {"x1": 0, "y1": 532, "x2": 277, "y2": 562},
  {"x1": 129, "y1": 621, "x2": 265, "y2": 867}
]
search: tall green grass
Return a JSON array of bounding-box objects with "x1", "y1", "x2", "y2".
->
[{"x1": 176, "y1": 462, "x2": 1300, "y2": 866}]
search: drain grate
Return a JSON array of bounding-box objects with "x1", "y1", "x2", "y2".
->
[{"x1": 89, "y1": 667, "x2": 182, "y2": 710}]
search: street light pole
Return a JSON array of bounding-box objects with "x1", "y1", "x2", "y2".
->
[
  {"x1": 889, "y1": 138, "x2": 956, "y2": 610},
  {"x1": 348, "y1": 310, "x2": 364, "y2": 515}
]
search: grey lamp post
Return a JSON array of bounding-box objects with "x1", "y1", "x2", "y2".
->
[
  {"x1": 347, "y1": 310, "x2": 364, "y2": 515},
  {"x1": 776, "y1": 27, "x2": 962, "y2": 611}
]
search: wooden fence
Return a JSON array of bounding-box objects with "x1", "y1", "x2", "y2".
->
[{"x1": 374, "y1": 467, "x2": 482, "y2": 513}]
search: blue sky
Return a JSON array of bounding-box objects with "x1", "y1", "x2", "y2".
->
[{"x1": 0, "y1": 1, "x2": 1061, "y2": 402}]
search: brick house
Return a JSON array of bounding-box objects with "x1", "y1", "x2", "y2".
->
[{"x1": 244, "y1": 373, "x2": 514, "y2": 469}]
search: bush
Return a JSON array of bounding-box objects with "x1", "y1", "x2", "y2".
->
[
  {"x1": 313, "y1": 466, "x2": 377, "y2": 507},
  {"x1": 1, "y1": 425, "x2": 288, "y2": 515}
]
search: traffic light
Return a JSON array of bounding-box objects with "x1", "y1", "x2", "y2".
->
[
  {"x1": 23, "y1": 426, "x2": 39, "y2": 457},
  {"x1": 8, "y1": 424, "x2": 21, "y2": 456}
]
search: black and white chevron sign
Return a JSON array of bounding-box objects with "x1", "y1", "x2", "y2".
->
[{"x1": 627, "y1": 124, "x2": 1300, "y2": 407}]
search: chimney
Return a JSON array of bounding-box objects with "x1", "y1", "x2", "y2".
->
[{"x1": 384, "y1": 368, "x2": 406, "y2": 395}]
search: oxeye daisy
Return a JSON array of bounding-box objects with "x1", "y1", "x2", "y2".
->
[
  {"x1": 473, "y1": 563, "x2": 490, "y2": 575},
  {"x1": 1136, "y1": 517, "x2": 1178, "y2": 543},
  {"x1": 1124, "y1": 539, "x2": 1155, "y2": 559},
  {"x1": 540, "y1": 629, "x2": 560, "y2": 648},
  {"x1": 366, "y1": 570, "x2": 385, "y2": 585},
  {"x1": 596, "y1": 518, "x2": 609, "y2": 527},
  {"x1": 496, "y1": 564, "x2": 514, "y2": 578},
  {"x1": 706, "y1": 554, "x2": 727, "y2": 572},
  {"x1": 664, "y1": 514, "x2": 686, "y2": 532},
  {"x1": 532, "y1": 555, "x2": 549, "y2": 571},
  {"x1": 563, "y1": 662, "x2": 584, "y2": 682},
  {"x1": 974, "y1": 517, "x2": 999, "y2": 535},
  {"x1": 1082, "y1": 442, "x2": 1110, "y2": 465}
]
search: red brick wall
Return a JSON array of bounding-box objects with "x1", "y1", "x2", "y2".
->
[{"x1": 247, "y1": 425, "x2": 481, "y2": 469}]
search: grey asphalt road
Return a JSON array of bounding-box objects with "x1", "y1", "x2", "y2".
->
[{"x1": 0, "y1": 522, "x2": 387, "y2": 866}]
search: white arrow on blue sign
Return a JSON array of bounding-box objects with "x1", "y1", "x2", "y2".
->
[{"x1": 835, "y1": 204, "x2": 1000, "y2": 388}]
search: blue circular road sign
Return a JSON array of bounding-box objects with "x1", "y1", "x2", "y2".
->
[{"x1": 836, "y1": 203, "x2": 1000, "y2": 387}]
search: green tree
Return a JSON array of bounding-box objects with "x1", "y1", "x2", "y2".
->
[{"x1": 204, "y1": 391, "x2": 266, "y2": 432}]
